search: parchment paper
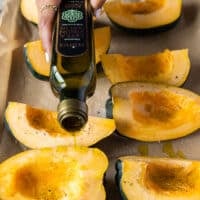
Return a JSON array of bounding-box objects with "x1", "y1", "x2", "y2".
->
[{"x1": 1, "y1": 0, "x2": 200, "y2": 199}]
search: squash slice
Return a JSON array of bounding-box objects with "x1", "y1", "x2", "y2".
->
[
  {"x1": 104, "y1": 0, "x2": 182, "y2": 30},
  {"x1": 0, "y1": 146, "x2": 108, "y2": 200},
  {"x1": 21, "y1": 0, "x2": 38, "y2": 24},
  {"x1": 24, "y1": 26, "x2": 111, "y2": 80},
  {"x1": 101, "y1": 49, "x2": 190, "y2": 86},
  {"x1": 116, "y1": 156, "x2": 200, "y2": 200},
  {"x1": 4, "y1": 102, "x2": 116, "y2": 149},
  {"x1": 111, "y1": 82, "x2": 200, "y2": 142}
]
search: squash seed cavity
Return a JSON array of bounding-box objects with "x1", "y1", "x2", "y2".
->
[
  {"x1": 130, "y1": 90, "x2": 182, "y2": 124},
  {"x1": 26, "y1": 106, "x2": 68, "y2": 136},
  {"x1": 144, "y1": 162, "x2": 197, "y2": 194}
]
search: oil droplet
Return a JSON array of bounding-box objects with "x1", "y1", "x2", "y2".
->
[
  {"x1": 176, "y1": 150, "x2": 186, "y2": 159},
  {"x1": 138, "y1": 144, "x2": 149, "y2": 156},
  {"x1": 162, "y1": 142, "x2": 186, "y2": 159},
  {"x1": 162, "y1": 142, "x2": 176, "y2": 158}
]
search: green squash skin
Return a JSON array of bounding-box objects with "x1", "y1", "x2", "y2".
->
[
  {"x1": 22, "y1": 18, "x2": 38, "y2": 26},
  {"x1": 3, "y1": 115, "x2": 20, "y2": 147},
  {"x1": 115, "y1": 160, "x2": 128, "y2": 200},
  {"x1": 3, "y1": 113, "x2": 28, "y2": 150},
  {"x1": 23, "y1": 47, "x2": 49, "y2": 81},
  {"x1": 108, "y1": 15, "x2": 182, "y2": 34},
  {"x1": 3, "y1": 117, "x2": 13, "y2": 138}
]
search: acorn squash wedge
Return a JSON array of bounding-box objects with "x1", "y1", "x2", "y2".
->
[
  {"x1": 21, "y1": 0, "x2": 38, "y2": 24},
  {"x1": 104, "y1": 0, "x2": 182, "y2": 30},
  {"x1": 24, "y1": 26, "x2": 111, "y2": 80},
  {"x1": 4, "y1": 102, "x2": 116, "y2": 149},
  {"x1": 111, "y1": 82, "x2": 200, "y2": 142},
  {"x1": 0, "y1": 146, "x2": 108, "y2": 200},
  {"x1": 116, "y1": 156, "x2": 200, "y2": 200},
  {"x1": 101, "y1": 49, "x2": 190, "y2": 86}
]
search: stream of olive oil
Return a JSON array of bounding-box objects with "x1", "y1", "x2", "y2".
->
[{"x1": 73, "y1": 134, "x2": 77, "y2": 148}]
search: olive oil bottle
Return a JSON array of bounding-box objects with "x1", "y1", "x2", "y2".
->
[{"x1": 50, "y1": 0, "x2": 96, "y2": 131}]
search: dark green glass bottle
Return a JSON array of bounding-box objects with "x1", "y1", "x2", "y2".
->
[{"x1": 50, "y1": 0, "x2": 96, "y2": 131}]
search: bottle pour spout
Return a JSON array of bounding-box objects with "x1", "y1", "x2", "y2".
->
[{"x1": 57, "y1": 99, "x2": 88, "y2": 131}]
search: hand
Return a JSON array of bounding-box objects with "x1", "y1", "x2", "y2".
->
[{"x1": 36, "y1": 0, "x2": 106, "y2": 61}]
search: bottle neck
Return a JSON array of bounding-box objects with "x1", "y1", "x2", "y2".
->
[
  {"x1": 59, "y1": 87, "x2": 87, "y2": 102},
  {"x1": 57, "y1": 98, "x2": 88, "y2": 131}
]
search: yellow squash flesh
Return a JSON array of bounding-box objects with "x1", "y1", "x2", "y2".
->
[
  {"x1": 117, "y1": 156, "x2": 200, "y2": 200},
  {"x1": 104, "y1": 0, "x2": 182, "y2": 29},
  {"x1": 5, "y1": 102, "x2": 116, "y2": 148},
  {"x1": 21, "y1": 0, "x2": 38, "y2": 24},
  {"x1": 24, "y1": 26, "x2": 111, "y2": 78},
  {"x1": 0, "y1": 146, "x2": 108, "y2": 200},
  {"x1": 111, "y1": 82, "x2": 200, "y2": 142},
  {"x1": 95, "y1": 27, "x2": 111, "y2": 63},
  {"x1": 101, "y1": 49, "x2": 190, "y2": 86}
]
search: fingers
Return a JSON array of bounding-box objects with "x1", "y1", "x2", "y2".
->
[{"x1": 36, "y1": 0, "x2": 61, "y2": 57}]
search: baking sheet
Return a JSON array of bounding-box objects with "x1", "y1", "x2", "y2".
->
[{"x1": 1, "y1": 0, "x2": 200, "y2": 199}]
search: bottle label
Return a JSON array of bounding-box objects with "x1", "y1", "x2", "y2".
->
[
  {"x1": 56, "y1": 0, "x2": 88, "y2": 56},
  {"x1": 62, "y1": 10, "x2": 83, "y2": 23}
]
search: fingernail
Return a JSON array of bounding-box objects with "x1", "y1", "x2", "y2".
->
[
  {"x1": 45, "y1": 52, "x2": 50, "y2": 63},
  {"x1": 94, "y1": 8, "x2": 102, "y2": 17}
]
